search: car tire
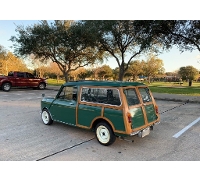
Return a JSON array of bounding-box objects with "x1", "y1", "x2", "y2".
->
[
  {"x1": 41, "y1": 109, "x2": 53, "y2": 125},
  {"x1": 38, "y1": 83, "x2": 46, "y2": 90},
  {"x1": 95, "y1": 122, "x2": 116, "y2": 146},
  {"x1": 2, "y1": 82, "x2": 11, "y2": 92}
]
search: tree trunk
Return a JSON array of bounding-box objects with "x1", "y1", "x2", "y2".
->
[
  {"x1": 56, "y1": 75, "x2": 59, "y2": 84},
  {"x1": 188, "y1": 79, "x2": 192, "y2": 86},
  {"x1": 132, "y1": 75, "x2": 137, "y2": 81},
  {"x1": 118, "y1": 67, "x2": 125, "y2": 81},
  {"x1": 148, "y1": 76, "x2": 151, "y2": 84},
  {"x1": 63, "y1": 71, "x2": 69, "y2": 82}
]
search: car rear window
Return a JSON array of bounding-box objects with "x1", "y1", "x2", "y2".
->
[
  {"x1": 124, "y1": 87, "x2": 152, "y2": 106},
  {"x1": 138, "y1": 87, "x2": 152, "y2": 103},
  {"x1": 123, "y1": 88, "x2": 140, "y2": 106}
]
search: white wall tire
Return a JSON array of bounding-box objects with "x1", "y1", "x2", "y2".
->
[
  {"x1": 95, "y1": 122, "x2": 116, "y2": 146},
  {"x1": 41, "y1": 109, "x2": 53, "y2": 125}
]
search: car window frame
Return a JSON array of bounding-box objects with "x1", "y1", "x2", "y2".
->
[
  {"x1": 138, "y1": 87, "x2": 152, "y2": 103},
  {"x1": 56, "y1": 85, "x2": 78, "y2": 102},
  {"x1": 123, "y1": 87, "x2": 141, "y2": 106}
]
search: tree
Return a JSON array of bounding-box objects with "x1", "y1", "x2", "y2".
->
[
  {"x1": 70, "y1": 67, "x2": 86, "y2": 81},
  {"x1": 76, "y1": 68, "x2": 89, "y2": 80},
  {"x1": 142, "y1": 54, "x2": 165, "y2": 83},
  {"x1": 10, "y1": 20, "x2": 104, "y2": 82},
  {"x1": 77, "y1": 20, "x2": 159, "y2": 81},
  {"x1": 170, "y1": 21, "x2": 200, "y2": 52},
  {"x1": 112, "y1": 67, "x2": 119, "y2": 81},
  {"x1": 0, "y1": 45, "x2": 6, "y2": 74},
  {"x1": 0, "y1": 51, "x2": 29, "y2": 75},
  {"x1": 78, "y1": 68, "x2": 94, "y2": 80},
  {"x1": 29, "y1": 54, "x2": 49, "y2": 78},
  {"x1": 147, "y1": 20, "x2": 200, "y2": 53},
  {"x1": 0, "y1": 45, "x2": 6, "y2": 59},
  {"x1": 178, "y1": 66, "x2": 199, "y2": 86},
  {"x1": 96, "y1": 65, "x2": 113, "y2": 80},
  {"x1": 45, "y1": 62, "x2": 63, "y2": 82},
  {"x1": 125, "y1": 60, "x2": 143, "y2": 81}
]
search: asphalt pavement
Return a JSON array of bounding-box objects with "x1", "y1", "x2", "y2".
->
[
  {"x1": 46, "y1": 85, "x2": 200, "y2": 103},
  {"x1": 153, "y1": 92, "x2": 200, "y2": 103},
  {"x1": 1, "y1": 85, "x2": 199, "y2": 161}
]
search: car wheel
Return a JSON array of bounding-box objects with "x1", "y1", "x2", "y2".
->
[
  {"x1": 2, "y1": 82, "x2": 11, "y2": 92},
  {"x1": 95, "y1": 122, "x2": 116, "y2": 146},
  {"x1": 41, "y1": 109, "x2": 53, "y2": 125},
  {"x1": 38, "y1": 83, "x2": 46, "y2": 90}
]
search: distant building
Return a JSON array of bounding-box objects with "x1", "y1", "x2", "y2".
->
[{"x1": 164, "y1": 76, "x2": 180, "y2": 82}]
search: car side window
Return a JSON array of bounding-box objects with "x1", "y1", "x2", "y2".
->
[
  {"x1": 81, "y1": 87, "x2": 121, "y2": 106},
  {"x1": 17, "y1": 72, "x2": 25, "y2": 78},
  {"x1": 26, "y1": 73, "x2": 35, "y2": 78},
  {"x1": 8, "y1": 72, "x2": 14, "y2": 76},
  {"x1": 58, "y1": 86, "x2": 77, "y2": 101}
]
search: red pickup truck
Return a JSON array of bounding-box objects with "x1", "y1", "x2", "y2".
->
[{"x1": 0, "y1": 71, "x2": 47, "y2": 92}]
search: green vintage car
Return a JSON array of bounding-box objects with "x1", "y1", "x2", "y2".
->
[{"x1": 41, "y1": 81, "x2": 160, "y2": 146}]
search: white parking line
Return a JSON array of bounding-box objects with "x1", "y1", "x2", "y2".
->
[{"x1": 173, "y1": 117, "x2": 200, "y2": 138}]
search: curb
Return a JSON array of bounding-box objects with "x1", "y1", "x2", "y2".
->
[{"x1": 154, "y1": 97, "x2": 200, "y2": 104}]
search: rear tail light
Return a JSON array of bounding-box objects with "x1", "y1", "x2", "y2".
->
[
  {"x1": 155, "y1": 105, "x2": 159, "y2": 114},
  {"x1": 127, "y1": 112, "x2": 132, "y2": 123}
]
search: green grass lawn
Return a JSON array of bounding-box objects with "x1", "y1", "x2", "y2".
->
[
  {"x1": 47, "y1": 78, "x2": 65, "y2": 86},
  {"x1": 147, "y1": 81, "x2": 200, "y2": 96}
]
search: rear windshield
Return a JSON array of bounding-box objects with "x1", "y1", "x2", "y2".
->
[
  {"x1": 138, "y1": 87, "x2": 152, "y2": 103},
  {"x1": 124, "y1": 87, "x2": 152, "y2": 106},
  {"x1": 124, "y1": 88, "x2": 140, "y2": 106}
]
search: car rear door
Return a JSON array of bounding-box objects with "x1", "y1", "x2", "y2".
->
[
  {"x1": 137, "y1": 87, "x2": 158, "y2": 124},
  {"x1": 123, "y1": 88, "x2": 146, "y2": 129},
  {"x1": 26, "y1": 72, "x2": 38, "y2": 87}
]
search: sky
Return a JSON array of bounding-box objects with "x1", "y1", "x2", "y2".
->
[{"x1": 1, "y1": 1, "x2": 200, "y2": 73}]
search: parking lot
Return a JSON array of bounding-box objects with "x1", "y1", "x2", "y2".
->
[{"x1": 0, "y1": 87, "x2": 200, "y2": 161}]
